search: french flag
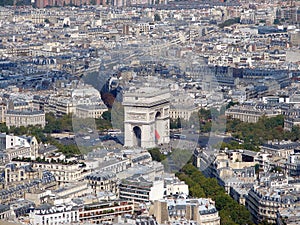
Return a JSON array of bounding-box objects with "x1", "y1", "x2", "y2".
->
[{"x1": 155, "y1": 130, "x2": 160, "y2": 140}]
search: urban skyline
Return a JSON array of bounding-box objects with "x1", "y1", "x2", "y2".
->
[{"x1": 0, "y1": 0, "x2": 300, "y2": 225}]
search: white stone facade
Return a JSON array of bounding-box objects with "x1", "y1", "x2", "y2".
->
[
  {"x1": 153, "y1": 197, "x2": 220, "y2": 225},
  {"x1": 5, "y1": 110, "x2": 45, "y2": 128},
  {"x1": 75, "y1": 104, "x2": 107, "y2": 119},
  {"x1": 30, "y1": 203, "x2": 80, "y2": 225},
  {"x1": 14, "y1": 161, "x2": 90, "y2": 184},
  {"x1": 123, "y1": 87, "x2": 170, "y2": 148}
]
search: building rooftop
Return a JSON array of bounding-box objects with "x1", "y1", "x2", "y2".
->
[
  {"x1": 85, "y1": 170, "x2": 116, "y2": 181},
  {"x1": 6, "y1": 110, "x2": 45, "y2": 116}
]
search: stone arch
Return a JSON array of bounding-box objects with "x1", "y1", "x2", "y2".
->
[
  {"x1": 155, "y1": 111, "x2": 161, "y2": 118},
  {"x1": 123, "y1": 87, "x2": 170, "y2": 148},
  {"x1": 133, "y1": 126, "x2": 141, "y2": 147},
  {"x1": 155, "y1": 111, "x2": 162, "y2": 144}
]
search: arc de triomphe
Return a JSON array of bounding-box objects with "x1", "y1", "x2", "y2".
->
[{"x1": 122, "y1": 86, "x2": 170, "y2": 148}]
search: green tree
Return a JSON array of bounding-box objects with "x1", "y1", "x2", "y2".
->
[
  {"x1": 290, "y1": 126, "x2": 300, "y2": 141},
  {"x1": 176, "y1": 164, "x2": 254, "y2": 225},
  {"x1": 28, "y1": 125, "x2": 46, "y2": 143},
  {"x1": 0, "y1": 123, "x2": 9, "y2": 133},
  {"x1": 199, "y1": 108, "x2": 211, "y2": 121},
  {"x1": 224, "y1": 115, "x2": 287, "y2": 151},
  {"x1": 170, "y1": 119, "x2": 178, "y2": 129},
  {"x1": 95, "y1": 118, "x2": 112, "y2": 130},
  {"x1": 218, "y1": 17, "x2": 240, "y2": 28},
  {"x1": 102, "y1": 111, "x2": 111, "y2": 121},
  {"x1": 202, "y1": 121, "x2": 212, "y2": 133},
  {"x1": 111, "y1": 102, "x2": 124, "y2": 132},
  {"x1": 258, "y1": 220, "x2": 274, "y2": 225},
  {"x1": 148, "y1": 148, "x2": 166, "y2": 162}
]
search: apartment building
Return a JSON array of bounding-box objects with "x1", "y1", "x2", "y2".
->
[
  {"x1": 5, "y1": 110, "x2": 45, "y2": 128},
  {"x1": 13, "y1": 161, "x2": 90, "y2": 184},
  {"x1": 24, "y1": 190, "x2": 52, "y2": 206},
  {"x1": 0, "y1": 104, "x2": 6, "y2": 123},
  {"x1": 7, "y1": 100, "x2": 33, "y2": 111},
  {"x1": 254, "y1": 152, "x2": 273, "y2": 173},
  {"x1": 164, "y1": 177, "x2": 189, "y2": 196},
  {"x1": 277, "y1": 206, "x2": 300, "y2": 225},
  {"x1": 169, "y1": 92, "x2": 199, "y2": 121},
  {"x1": 246, "y1": 179, "x2": 300, "y2": 224},
  {"x1": 3, "y1": 163, "x2": 39, "y2": 185},
  {"x1": 284, "y1": 116, "x2": 300, "y2": 131},
  {"x1": 2, "y1": 146, "x2": 32, "y2": 163},
  {"x1": 285, "y1": 153, "x2": 300, "y2": 176},
  {"x1": 85, "y1": 171, "x2": 119, "y2": 195},
  {"x1": 115, "y1": 215, "x2": 159, "y2": 225},
  {"x1": 0, "y1": 134, "x2": 39, "y2": 163},
  {"x1": 0, "y1": 204, "x2": 12, "y2": 220},
  {"x1": 127, "y1": 151, "x2": 152, "y2": 167},
  {"x1": 30, "y1": 203, "x2": 81, "y2": 225},
  {"x1": 0, "y1": 170, "x2": 56, "y2": 204},
  {"x1": 225, "y1": 105, "x2": 281, "y2": 123},
  {"x1": 119, "y1": 175, "x2": 164, "y2": 204},
  {"x1": 10, "y1": 199, "x2": 35, "y2": 218},
  {"x1": 98, "y1": 158, "x2": 130, "y2": 174},
  {"x1": 0, "y1": 134, "x2": 38, "y2": 150},
  {"x1": 75, "y1": 104, "x2": 108, "y2": 119},
  {"x1": 202, "y1": 151, "x2": 256, "y2": 193},
  {"x1": 152, "y1": 196, "x2": 220, "y2": 225},
  {"x1": 169, "y1": 104, "x2": 199, "y2": 121},
  {"x1": 53, "y1": 182, "x2": 93, "y2": 199},
  {"x1": 79, "y1": 200, "x2": 134, "y2": 224},
  {"x1": 229, "y1": 183, "x2": 252, "y2": 205},
  {"x1": 261, "y1": 141, "x2": 300, "y2": 158},
  {"x1": 44, "y1": 96, "x2": 76, "y2": 116},
  {"x1": 43, "y1": 95, "x2": 105, "y2": 117}
]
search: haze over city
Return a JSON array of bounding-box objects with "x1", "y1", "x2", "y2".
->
[{"x1": 0, "y1": 0, "x2": 300, "y2": 225}]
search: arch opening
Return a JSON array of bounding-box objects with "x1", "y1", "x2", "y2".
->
[
  {"x1": 133, "y1": 126, "x2": 141, "y2": 147},
  {"x1": 155, "y1": 111, "x2": 162, "y2": 145}
]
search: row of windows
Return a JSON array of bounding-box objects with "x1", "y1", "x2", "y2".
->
[
  {"x1": 8, "y1": 150, "x2": 31, "y2": 157},
  {"x1": 42, "y1": 212, "x2": 77, "y2": 220}
]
